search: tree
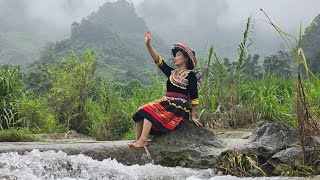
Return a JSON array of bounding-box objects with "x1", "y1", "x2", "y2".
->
[
  {"x1": 48, "y1": 50, "x2": 96, "y2": 133},
  {"x1": 243, "y1": 54, "x2": 261, "y2": 79},
  {"x1": 263, "y1": 51, "x2": 292, "y2": 77}
]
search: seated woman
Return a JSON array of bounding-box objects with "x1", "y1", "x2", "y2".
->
[{"x1": 130, "y1": 29, "x2": 202, "y2": 148}]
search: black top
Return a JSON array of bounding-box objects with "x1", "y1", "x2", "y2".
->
[{"x1": 158, "y1": 60, "x2": 198, "y2": 100}]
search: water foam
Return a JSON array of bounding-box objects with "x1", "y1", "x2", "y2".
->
[{"x1": 0, "y1": 150, "x2": 302, "y2": 180}]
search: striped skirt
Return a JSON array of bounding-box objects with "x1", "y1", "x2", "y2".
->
[{"x1": 132, "y1": 92, "x2": 190, "y2": 135}]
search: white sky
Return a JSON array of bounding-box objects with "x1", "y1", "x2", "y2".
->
[{"x1": 221, "y1": 0, "x2": 319, "y2": 34}]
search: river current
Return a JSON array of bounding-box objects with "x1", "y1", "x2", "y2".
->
[{"x1": 0, "y1": 150, "x2": 311, "y2": 180}]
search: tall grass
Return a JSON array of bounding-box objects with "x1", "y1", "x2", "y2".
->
[
  {"x1": 0, "y1": 65, "x2": 23, "y2": 130},
  {"x1": 2, "y1": 14, "x2": 320, "y2": 145},
  {"x1": 240, "y1": 74, "x2": 296, "y2": 126},
  {"x1": 197, "y1": 16, "x2": 255, "y2": 128},
  {"x1": 261, "y1": 9, "x2": 320, "y2": 164}
]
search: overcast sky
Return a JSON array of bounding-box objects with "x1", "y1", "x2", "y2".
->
[
  {"x1": 134, "y1": 0, "x2": 319, "y2": 57},
  {"x1": 0, "y1": 0, "x2": 319, "y2": 58}
]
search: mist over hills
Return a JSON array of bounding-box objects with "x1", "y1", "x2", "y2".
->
[
  {"x1": 35, "y1": 0, "x2": 168, "y2": 82},
  {"x1": 0, "y1": 0, "x2": 319, "y2": 75}
]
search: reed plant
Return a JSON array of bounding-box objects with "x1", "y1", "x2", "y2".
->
[
  {"x1": 0, "y1": 65, "x2": 23, "y2": 130},
  {"x1": 261, "y1": 9, "x2": 320, "y2": 165}
]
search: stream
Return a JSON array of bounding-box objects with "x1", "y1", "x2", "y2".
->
[{"x1": 0, "y1": 149, "x2": 313, "y2": 180}]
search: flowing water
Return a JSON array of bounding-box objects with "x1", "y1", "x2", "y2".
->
[{"x1": 0, "y1": 150, "x2": 314, "y2": 180}]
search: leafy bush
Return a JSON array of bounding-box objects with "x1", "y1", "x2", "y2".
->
[
  {"x1": 0, "y1": 65, "x2": 24, "y2": 129},
  {"x1": 17, "y1": 97, "x2": 62, "y2": 133},
  {"x1": 47, "y1": 50, "x2": 96, "y2": 133}
]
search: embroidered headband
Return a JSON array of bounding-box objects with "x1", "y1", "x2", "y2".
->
[{"x1": 171, "y1": 42, "x2": 197, "y2": 67}]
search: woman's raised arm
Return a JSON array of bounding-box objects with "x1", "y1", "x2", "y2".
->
[{"x1": 145, "y1": 29, "x2": 160, "y2": 64}]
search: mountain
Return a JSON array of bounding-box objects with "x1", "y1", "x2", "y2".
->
[
  {"x1": 302, "y1": 14, "x2": 320, "y2": 74},
  {"x1": 35, "y1": 0, "x2": 169, "y2": 82},
  {"x1": 303, "y1": 14, "x2": 320, "y2": 58}
]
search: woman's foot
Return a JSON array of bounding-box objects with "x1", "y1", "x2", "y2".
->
[{"x1": 129, "y1": 139, "x2": 148, "y2": 149}]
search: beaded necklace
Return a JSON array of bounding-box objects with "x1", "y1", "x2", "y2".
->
[{"x1": 169, "y1": 69, "x2": 190, "y2": 89}]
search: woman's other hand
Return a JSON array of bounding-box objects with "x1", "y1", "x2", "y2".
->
[
  {"x1": 145, "y1": 29, "x2": 152, "y2": 46},
  {"x1": 191, "y1": 117, "x2": 202, "y2": 126}
]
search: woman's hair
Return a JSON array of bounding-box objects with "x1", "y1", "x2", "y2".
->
[{"x1": 181, "y1": 50, "x2": 195, "y2": 70}]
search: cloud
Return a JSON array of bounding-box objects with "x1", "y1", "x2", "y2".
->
[{"x1": 135, "y1": 0, "x2": 320, "y2": 58}]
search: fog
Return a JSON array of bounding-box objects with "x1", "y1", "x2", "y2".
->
[
  {"x1": 0, "y1": 0, "x2": 319, "y2": 60},
  {"x1": 136, "y1": 0, "x2": 320, "y2": 58}
]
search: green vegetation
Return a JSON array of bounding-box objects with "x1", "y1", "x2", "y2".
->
[
  {"x1": 1, "y1": 12, "x2": 320, "y2": 143},
  {"x1": 215, "y1": 150, "x2": 266, "y2": 177},
  {"x1": 0, "y1": 129, "x2": 39, "y2": 142}
]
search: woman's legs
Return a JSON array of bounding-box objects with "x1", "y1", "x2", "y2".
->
[
  {"x1": 131, "y1": 118, "x2": 152, "y2": 148},
  {"x1": 135, "y1": 120, "x2": 144, "y2": 141}
]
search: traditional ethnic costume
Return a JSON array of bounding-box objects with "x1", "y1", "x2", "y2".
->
[{"x1": 132, "y1": 43, "x2": 199, "y2": 135}]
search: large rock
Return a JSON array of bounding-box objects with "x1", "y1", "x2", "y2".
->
[
  {"x1": 147, "y1": 120, "x2": 226, "y2": 168},
  {"x1": 263, "y1": 146, "x2": 320, "y2": 175},
  {"x1": 242, "y1": 121, "x2": 314, "y2": 163}
]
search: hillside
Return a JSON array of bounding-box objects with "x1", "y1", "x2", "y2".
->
[
  {"x1": 302, "y1": 14, "x2": 320, "y2": 74},
  {"x1": 36, "y1": 0, "x2": 169, "y2": 82}
]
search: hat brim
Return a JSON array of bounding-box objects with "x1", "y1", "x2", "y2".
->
[{"x1": 171, "y1": 42, "x2": 196, "y2": 67}]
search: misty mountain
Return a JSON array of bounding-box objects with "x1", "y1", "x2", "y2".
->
[
  {"x1": 303, "y1": 14, "x2": 320, "y2": 58},
  {"x1": 301, "y1": 14, "x2": 320, "y2": 74},
  {"x1": 0, "y1": 0, "x2": 107, "y2": 66},
  {"x1": 34, "y1": 0, "x2": 168, "y2": 82}
]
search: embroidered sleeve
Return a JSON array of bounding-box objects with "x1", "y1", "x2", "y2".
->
[
  {"x1": 157, "y1": 55, "x2": 174, "y2": 78},
  {"x1": 187, "y1": 71, "x2": 199, "y2": 105}
]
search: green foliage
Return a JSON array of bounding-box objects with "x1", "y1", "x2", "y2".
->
[
  {"x1": 215, "y1": 149, "x2": 266, "y2": 177},
  {"x1": 276, "y1": 163, "x2": 315, "y2": 177},
  {"x1": 23, "y1": 63, "x2": 52, "y2": 95},
  {"x1": 0, "y1": 65, "x2": 24, "y2": 130},
  {"x1": 240, "y1": 75, "x2": 296, "y2": 126},
  {"x1": 263, "y1": 51, "x2": 292, "y2": 77},
  {"x1": 0, "y1": 65, "x2": 22, "y2": 98},
  {"x1": 84, "y1": 78, "x2": 148, "y2": 140},
  {"x1": 85, "y1": 98, "x2": 111, "y2": 140},
  {"x1": 0, "y1": 129, "x2": 39, "y2": 142},
  {"x1": 308, "y1": 52, "x2": 320, "y2": 76},
  {"x1": 17, "y1": 97, "x2": 61, "y2": 133},
  {"x1": 302, "y1": 14, "x2": 320, "y2": 60},
  {"x1": 236, "y1": 16, "x2": 254, "y2": 82},
  {"x1": 122, "y1": 128, "x2": 136, "y2": 140},
  {"x1": 47, "y1": 50, "x2": 96, "y2": 133},
  {"x1": 303, "y1": 79, "x2": 320, "y2": 117},
  {"x1": 242, "y1": 54, "x2": 261, "y2": 79},
  {"x1": 197, "y1": 17, "x2": 256, "y2": 128}
]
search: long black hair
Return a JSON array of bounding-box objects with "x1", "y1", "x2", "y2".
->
[{"x1": 182, "y1": 50, "x2": 195, "y2": 70}]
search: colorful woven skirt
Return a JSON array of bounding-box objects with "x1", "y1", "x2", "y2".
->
[{"x1": 132, "y1": 92, "x2": 190, "y2": 135}]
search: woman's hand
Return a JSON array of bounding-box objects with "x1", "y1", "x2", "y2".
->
[
  {"x1": 191, "y1": 117, "x2": 202, "y2": 126},
  {"x1": 145, "y1": 29, "x2": 152, "y2": 46}
]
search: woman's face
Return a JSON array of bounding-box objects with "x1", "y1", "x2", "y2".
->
[{"x1": 173, "y1": 51, "x2": 188, "y2": 67}]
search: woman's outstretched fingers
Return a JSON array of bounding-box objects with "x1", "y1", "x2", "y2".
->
[{"x1": 192, "y1": 118, "x2": 202, "y2": 126}]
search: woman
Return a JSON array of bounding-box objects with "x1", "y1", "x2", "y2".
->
[{"x1": 130, "y1": 29, "x2": 202, "y2": 148}]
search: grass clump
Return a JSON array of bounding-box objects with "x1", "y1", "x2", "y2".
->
[{"x1": 0, "y1": 129, "x2": 40, "y2": 142}]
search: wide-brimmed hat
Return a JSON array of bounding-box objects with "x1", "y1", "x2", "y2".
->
[{"x1": 171, "y1": 42, "x2": 196, "y2": 67}]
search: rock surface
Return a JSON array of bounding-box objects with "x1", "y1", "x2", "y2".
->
[
  {"x1": 148, "y1": 120, "x2": 226, "y2": 168},
  {"x1": 0, "y1": 120, "x2": 318, "y2": 176}
]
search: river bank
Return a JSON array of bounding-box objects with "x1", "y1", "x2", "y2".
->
[{"x1": 0, "y1": 121, "x2": 319, "y2": 179}]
